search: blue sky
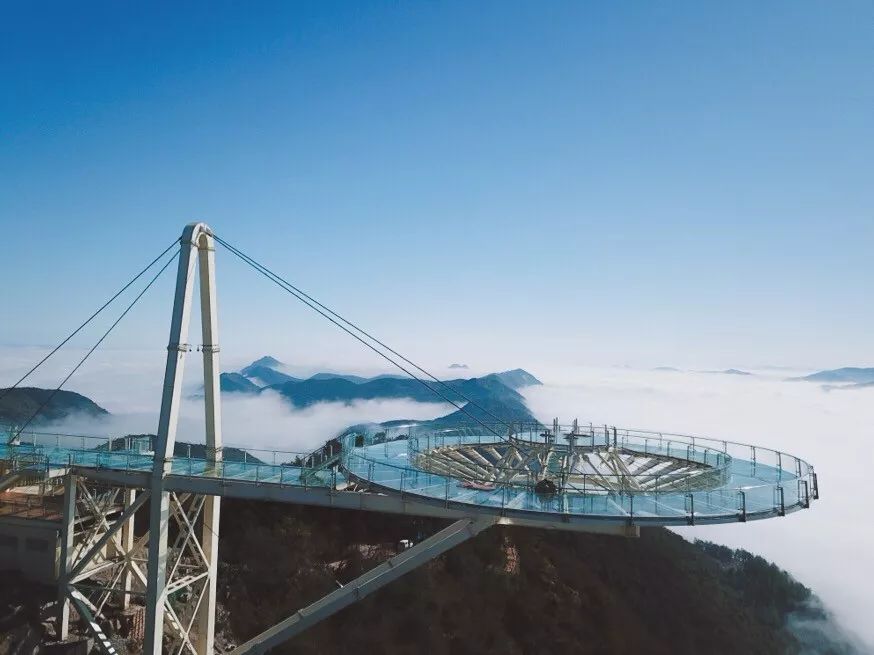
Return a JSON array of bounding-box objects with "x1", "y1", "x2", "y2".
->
[{"x1": 1, "y1": 1, "x2": 871, "y2": 372}]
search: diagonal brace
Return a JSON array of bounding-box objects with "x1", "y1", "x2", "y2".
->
[
  {"x1": 68, "y1": 490, "x2": 150, "y2": 580},
  {"x1": 229, "y1": 517, "x2": 494, "y2": 655}
]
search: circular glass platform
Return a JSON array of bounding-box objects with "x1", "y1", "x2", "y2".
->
[{"x1": 339, "y1": 423, "x2": 818, "y2": 526}]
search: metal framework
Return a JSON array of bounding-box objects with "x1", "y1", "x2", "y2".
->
[
  {"x1": 48, "y1": 222, "x2": 510, "y2": 655},
  {"x1": 20, "y1": 220, "x2": 813, "y2": 654},
  {"x1": 54, "y1": 223, "x2": 225, "y2": 655},
  {"x1": 413, "y1": 439, "x2": 728, "y2": 494}
]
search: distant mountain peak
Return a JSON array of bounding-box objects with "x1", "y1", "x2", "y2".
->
[
  {"x1": 489, "y1": 369, "x2": 542, "y2": 389},
  {"x1": 792, "y1": 367, "x2": 874, "y2": 385},
  {"x1": 448, "y1": 363, "x2": 469, "y2": 369},
  {"x1": 700, "y1": 368, "x2": 753, "y2": 376},
  {"x1": 247, "y1": 356, "x2": 283, "y2": 370},
  {"x1": 722, "y1": 369, "x2": 752, "y2": 376},
  {"x1": 240, "y1": 356, "x2": 299, "y2": 385},
  {"x1": 0, "y1": 387, "x2": 108, "y2": 426}
]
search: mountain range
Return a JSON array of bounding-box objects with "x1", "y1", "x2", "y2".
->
[
  {"x1": 791, "y1": 367, "x2": 874, "y2": 386},
  {"x1": 220, "y1": 357, "x2": 542, "y2": 424},
  {"x1": 0, "y1": 387, "x2": 108, "y2": 427},
  {"x1": 0, "y1": 368, "x2": 862, "y2": 652}
]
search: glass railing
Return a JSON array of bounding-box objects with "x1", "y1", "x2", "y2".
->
[
  {"x1": 0, "y1": 422, "x2": 818, "y2": 525},
  {"x1": 338, "y1": 422, "x2": 817, "y2": 524},
  {"x1": 0, "y1": 431, "x2": 330, "y2": 489}
]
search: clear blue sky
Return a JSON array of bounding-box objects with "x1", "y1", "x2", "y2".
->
[{"x1": 1, "y1": 1, "x2": 871, "y2": 372}]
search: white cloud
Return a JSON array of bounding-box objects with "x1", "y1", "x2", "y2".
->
[
  {"x1": 523, "y1": 367, "x2": 874, "y2": 649},
  {"x1": 7, "y1": 345, "x2": 871, "y2": 646},
  {"x1": 42, "y1": 390, "x2": 451, "y2": 455}
]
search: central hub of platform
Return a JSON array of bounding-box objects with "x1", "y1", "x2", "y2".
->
[{"x1": 411, "y1": 435, "x2": 731, "y2": 495}]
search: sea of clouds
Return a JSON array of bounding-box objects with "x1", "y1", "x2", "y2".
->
[
  {"x1": 522, "y1": 365, "x2": 873, "y2": 650},
  {"x1": 3, "y1": 347, "x2": 871, "y2": 647},
  {"x1": 0, "y1": 347, "x2": 451, "y2": 454}
]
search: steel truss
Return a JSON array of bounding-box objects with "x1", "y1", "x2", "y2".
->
[
  {"x1": 53, "y1": 223, "x2": 224, "y2": 655},
  {"x1": 56, "y1": 475, "x2": 220, "y2": 655}
]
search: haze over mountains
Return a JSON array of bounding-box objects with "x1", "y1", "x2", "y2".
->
[
  {"x1": 0, "y1": 387, "x2": 107, "y2": 426},
  {"x1": 652, "y1": 367, "x2": 755, "y2": 376},
  {"x1": 0, "y1": 356, "x2": 869, "y2": 649},
  {"x1": 790, "y1": 367, "x2": 874, "y2": 389},
  {"x1": 218, "y1": 357, "x2": 542, "y2": 426},
  {"x1": 649, "y1": 365, "x2": 874, "y2": 391}
]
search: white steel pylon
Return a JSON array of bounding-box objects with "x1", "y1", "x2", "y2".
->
[{"x1": 143, "y1": 222, "x2": 224, "y2": 655}]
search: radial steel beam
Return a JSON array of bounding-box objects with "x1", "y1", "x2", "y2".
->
[{"x1": 229, "y1": 518, "x2": 495, "y2": 655}]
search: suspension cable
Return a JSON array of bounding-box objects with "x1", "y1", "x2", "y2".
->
[
  {"x1": 0, "y1": 238, "x2": 179, "y2": 405},
  {"x1": 11, "y1": 249, "x2": 180, "y2": 440},
  {"x1": 213, "y1": 235, "x2": 533, "y2": 435},
  {"x1": 213, "y1": 237, "x2": 514, "y2": 439}
]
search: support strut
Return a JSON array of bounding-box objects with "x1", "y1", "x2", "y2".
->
[{"x1": 229, "y1": 517, "x2": 495, "y2": 655}]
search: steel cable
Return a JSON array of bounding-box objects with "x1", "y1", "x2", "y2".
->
[
  {"x1": 0, "y1": 238, "x2": 178, "y2": 404},
  {"x1": 10, "y1": 249, "x2": 180, "y2": 440}
]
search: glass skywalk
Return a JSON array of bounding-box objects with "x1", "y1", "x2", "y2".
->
[{"x1": 1, "y1": 421, "x2": 818, "y2": 526}]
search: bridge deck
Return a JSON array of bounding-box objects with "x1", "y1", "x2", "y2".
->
[{"x1": 0, "y1": 434, "x2": 812, "y2": 529}]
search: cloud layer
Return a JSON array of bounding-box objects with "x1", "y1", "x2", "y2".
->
[
  {"x1": 6, "y1": 346, "x2": 871, "y2": 646},
  {"x1": 522, "y1": 366, "x2": 874, "y2": 649}
]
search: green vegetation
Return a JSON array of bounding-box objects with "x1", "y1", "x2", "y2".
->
[
  {"x1": 0, "y1": 387, "x2": 108, "y2": 426},
  {"x1": 217, "y1": 501, "x2": 858, "y2": 655},
  {"x1": 219, "y1": 372, "x2": 262, "y2": 394}
]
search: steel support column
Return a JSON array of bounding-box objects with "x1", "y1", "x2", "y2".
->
[
  {"x1": 120, "y1": 488, "x2": 136, "y2": 610},
  {"x1": 144, "y1": 222, "x2": 223, "y2": 655},
  {"x1": 194, "y1": 229, "x2": 223, "y2": 655},
  {"x1": 57, "y1": 473, "x2": 77, "y2": 640}
]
